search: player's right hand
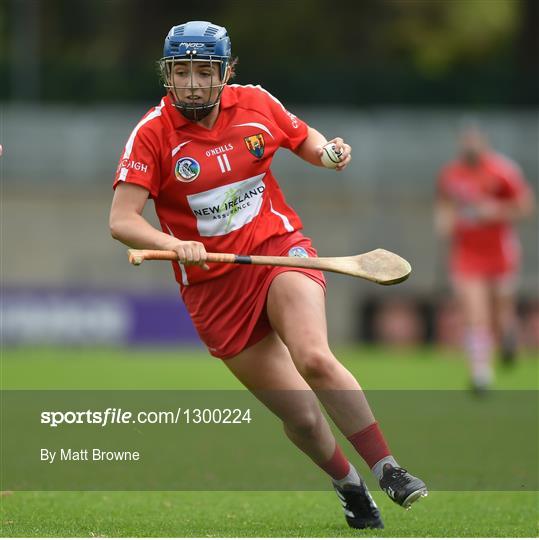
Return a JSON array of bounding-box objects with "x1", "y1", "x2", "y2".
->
[
  {"x1": 172, "y1": 240, "x2": 209, "y2": 270},
  {"x1": 475, "y1": 200, "x2": 506, "y2": 222}
]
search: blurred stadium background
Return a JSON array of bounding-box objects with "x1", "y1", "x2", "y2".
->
[{"x1": 1, "y1": 0, "x2": 538, "y2": 351}]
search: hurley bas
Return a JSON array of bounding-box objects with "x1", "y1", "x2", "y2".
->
[{"x1": 41, "y1": 448, "x2": 140, "y2": 463}]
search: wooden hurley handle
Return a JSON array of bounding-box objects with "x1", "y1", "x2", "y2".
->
[{"x1": 128, "y1": 250, "x2": 245, "y2": 265}]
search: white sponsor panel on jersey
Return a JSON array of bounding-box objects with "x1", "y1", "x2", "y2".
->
[{"x1": 187, "y1": 173, "x2": 266, "y2": 237}]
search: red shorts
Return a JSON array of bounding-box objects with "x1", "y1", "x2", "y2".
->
[
  {"x1": 180, "y1": 231, "x2": 326, "y2": 359},
  {"x1": 450, "y1": 229, "x2": 520, "y2": 280},
  {"x1": 449, "y1": 252, "x2": 519, "y2": 281}
]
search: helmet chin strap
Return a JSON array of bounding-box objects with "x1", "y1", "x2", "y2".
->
[{"x1": 173, "y1": 100, "x2": 218, "y2": 121}]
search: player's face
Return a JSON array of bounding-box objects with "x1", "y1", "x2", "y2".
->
[
  {"x1": 459, "y1": 128, "x2": 487, "y2": 165},
  {"x1": 169, "y1": 61, "x2": 223, "y2": 106}
]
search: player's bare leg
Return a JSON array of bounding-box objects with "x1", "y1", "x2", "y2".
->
[
  {"x1": 266, "y1": 271, "x2": 427, "y2": 507},
  {"x1": 224, "y1": 331, "x2": 383, "y2": 529},
  {"x1": 224, "y1": 331, "x2": 336, "y2": 463},
  {"x1": 266, "y1": 273, "x2": 373, "y2": 429},
  {"x1": 491, "y1": 276, "x2": 519, "y2": 366},
  {"x1": 454, "y1": 277, "x2": 495, "y2": 392}
]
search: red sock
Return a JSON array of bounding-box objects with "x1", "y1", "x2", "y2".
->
[
  {"x1": 347, "y1": 422, "x2": 391, "y2": 468},
  {"x1": 318, "y1": 444, "x2": 350, "y2": 480}
]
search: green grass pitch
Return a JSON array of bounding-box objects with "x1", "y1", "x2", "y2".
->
[{"x1": 1, "y1": 346, "x2": 538, "y2": 537}]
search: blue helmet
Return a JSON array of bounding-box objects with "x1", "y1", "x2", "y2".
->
[
  {"x1": 162, "y1": 21, "x2": 232, "y2": 79},
  {"x1": 159, "y1": 21, "x2": 232, "y2": 121}
]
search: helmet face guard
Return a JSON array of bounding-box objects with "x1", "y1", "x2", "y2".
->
[
  {"x1": 159, "y1": 22, "x2": 232, "y2": 122},
  {"x1": 159, "y1": 54, "x2": 228, "y2": 121}
]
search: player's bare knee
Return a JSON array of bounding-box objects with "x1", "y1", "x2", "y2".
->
[
  {"x1": 283, "y1": 410, "x2": 321, "y2": 439},
  {"x1": 296, "y1": 349, "x2": 339, "y2": 383}
]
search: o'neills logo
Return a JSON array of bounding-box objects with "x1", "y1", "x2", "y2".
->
[
  {"x1": 119, "y1": 159, "x2": 148, "y2": 173},
  {"x1": 205, "y1": 143, "x2": 233, "y2": 157},
  {"x1": 175, "y1": 157, "x2": 200, "y2": 182}
]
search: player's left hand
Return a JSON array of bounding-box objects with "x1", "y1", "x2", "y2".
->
[{"x1": 321, "y1": 137, "x2": 352, "y2": 172}]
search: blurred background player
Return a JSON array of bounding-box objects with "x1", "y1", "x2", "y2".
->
[
  {"x1": 435, "y1": 124, "x2": 535, "y2": 392},
  {"x1": 109, "y1": 20, "x2": 427, "y2": 530}
]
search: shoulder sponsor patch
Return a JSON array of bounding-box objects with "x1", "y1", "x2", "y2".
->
[{"x1": 119, "y1": 158, "x2": 149, "y2": 173}]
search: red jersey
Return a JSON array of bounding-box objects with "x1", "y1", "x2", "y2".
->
[
  {"x1": 113, "y1": 85, "x2": 309, "y2": 286},
  {"x1": 437, "y1": 151, "x2": 530, "y2": 275}
]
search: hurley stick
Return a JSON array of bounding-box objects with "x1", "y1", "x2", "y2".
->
[{"x1": 127, "y1": 248, "x2": 411, "y2": 286}]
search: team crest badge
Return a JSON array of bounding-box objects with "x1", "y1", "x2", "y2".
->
[
  {"x1": 288, "y1": 246, "x2": 309, "y2": 258},
  {"x1": 175, "y1": 157, "x2": 200, "y2": 182},
  {"x1": 244, "y1": 133, "x2": 265, "y2": 158}
]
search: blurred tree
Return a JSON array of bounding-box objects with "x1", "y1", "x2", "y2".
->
[
  {"x1": 514, "y1": 0, "x2": 539, "y2": 103},
  {"x1": 0, "y1": 0, "x2": 536, "y2": 105},
  {"x1": 385, "y1": 0, "x2": 518, "y2": 75}
]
